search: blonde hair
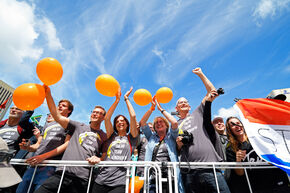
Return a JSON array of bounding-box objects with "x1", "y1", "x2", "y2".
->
[{"x1": 153, "y1": 116, "x2": 169, "y2": 132}]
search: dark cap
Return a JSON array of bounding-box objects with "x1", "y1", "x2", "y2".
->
[
  {"x1": 267, "y1": 94, "x2": 286, "y2": 101},
  {"x1": 212, "y1": 117, "x2": 224, "y2": 123}
]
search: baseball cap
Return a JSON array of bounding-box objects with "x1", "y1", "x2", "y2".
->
[
  {"x1": 0, "y1": 137, "x2": 22, "y2": 188},
  {"x1": 212, "y1": 117, "x2": 224, "y2": 123},
  {"x1": 267, "y1": 94, "x2": 287, "y2": 101}
]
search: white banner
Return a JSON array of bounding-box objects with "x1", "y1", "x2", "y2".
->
[{"x1": 234, "y1": 98, "x2": 290, "y2": 174}]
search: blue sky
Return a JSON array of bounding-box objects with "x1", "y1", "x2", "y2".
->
[{"x1": 1, "y1": 0, "x2": 290, "y2": 128}]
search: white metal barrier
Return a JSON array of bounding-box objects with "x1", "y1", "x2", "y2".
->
[{"x1": 10, "y1": 159, "x2": 289, "y2": 193}]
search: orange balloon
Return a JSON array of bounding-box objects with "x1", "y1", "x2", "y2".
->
[
  {"x1": 13, "y1": 83, "x2": 45, "y2": 110},
  {"x1": 156, "y1": 87, "x2": 173, "y2": 103},
  {"x1": 128, "y1": 176, "x2": 144, "y2": 193},
  {"x1": 36, "y1": 57, "x2": 63, "y2": 86},
  {"x1": 95, "y1": 74, "x2": 120, "y2": 97},
  {"x1": 133, "y1": 89, "x2": 152, "y2": 106}
]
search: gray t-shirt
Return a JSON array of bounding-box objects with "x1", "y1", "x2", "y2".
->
[
  {"x1": 34, "y1": 121, "x2": 68, "y2": 160},
  {"x1": 154, "y1": 141, "x2": 171, "y2": 162},
  {"x1": 95, "y1": 133, "x2": 138, "y2": 186},
  {"x1": 57, "y1": 120, "x2": 107, "y2": 181},
  {"x1": 0, "y1": 124, "x2": 20, "y2": 151},
  {"x1": 179, "y1": 103, "x2": 223, "y2": 162}
]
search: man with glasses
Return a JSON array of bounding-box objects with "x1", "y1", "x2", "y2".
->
[
  {"x1": 175, "y1": 68, "x2": 230, "y2": 193},
  {"x1": 35, "y1": 85, "x2": 107, "y2": 193},
  {"x1": 16, "y1": 98, "x2": 74, "y2": 193}
]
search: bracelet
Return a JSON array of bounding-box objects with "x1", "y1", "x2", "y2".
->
[
  {"x1": 161, "y1": 109, "x2": 165, "y2": 113},
  {"x1": 124, "y1": 98, "x2": 129, "y2": 101}
]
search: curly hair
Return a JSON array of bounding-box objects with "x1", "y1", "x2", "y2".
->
[{"x1": 225, "y1": 116, "x2": 248, "y2": 153}]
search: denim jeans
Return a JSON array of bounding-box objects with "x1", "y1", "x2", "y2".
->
[
  {"x1": 181, "y1": 169, "x2": 230, "y2": 193},
  {"x1": 16, "y1": 166, "x2": 55, "y2": 193}
]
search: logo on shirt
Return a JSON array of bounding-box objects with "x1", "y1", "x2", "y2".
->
[
  {"x1": 78, "y1": 132, "x2": 100, "y2": 145},
  {"x1": 107, "y1": 138, "x2": 129, "y2": 158},
  {"x1": 43, "y1": 124, "x2": 62, "y2": 139}
]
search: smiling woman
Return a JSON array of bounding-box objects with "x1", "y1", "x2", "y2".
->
[
  {"x1": 225, "y1": 117, "x2": 290, "y2": 193},
  {"x1": 139, "y1": 97, "x2": 184, "y2": 193},
  {"x1": 91, "y1": 87, "x2": 139, "y2": 193}
]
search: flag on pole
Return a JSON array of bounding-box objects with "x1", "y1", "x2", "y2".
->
[
  {"x1": 234, "y1": 98, "x2": 290, "y2": 174},
  {"x1": 30, "y1": 115, "x2": 42, "y2": 125},
  {"x1": 0, "y1": 95, "x2": 11, "y2": 109}
]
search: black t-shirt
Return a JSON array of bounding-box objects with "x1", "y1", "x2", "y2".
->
[{"x1": 226, "y1": 141, "x2": 289, "y2": 193}]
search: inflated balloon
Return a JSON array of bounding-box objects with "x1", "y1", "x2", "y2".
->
[
  {"x1": 95, "y1": 74, "x2": 120, "y2": 97},
  {"x1": 36, "y1": 57, "x2": 63, "y2": 86},
  {"x1": 128, "y1": 176, "x2": 144, "y2": 193},
  {"x1": 13, "y1": 83, "x2": 45, "y2": 110},
  {"x1": 156, "y1": 87, "x2": 173, "y2": 103},
  {"x1": 133, "y1": 89, "x2": 152, "y2": 106}
]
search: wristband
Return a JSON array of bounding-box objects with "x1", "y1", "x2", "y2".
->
[
  {"x1": 124, "y1": 98, "x2": 129, "y2": 101},
  {"x1": 161, "y1": 109, "x2": 165, "y2": 113}
]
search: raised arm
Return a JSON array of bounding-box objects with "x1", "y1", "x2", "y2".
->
[
  {"x1": 44, "y1": 85, "x2": 69, "y2": 129},
  {"x1": 105, "y1": 87, "x2": 121, "y2": 138},
  {"x1": 192, "y1": 68, "x2": 216, "y2": 104},
  {"x1": 140, "y1": 97, "x2": 156, "y2": 127},
  {"x1": 203, "y1": 90, "x2": 218, "y2": 145},
  {"x1": 124, "y1": 87, "x2": 138, "y2": 138},
  {"x1": 156, "y1": 99, "x2": 178, "y2": 129}
]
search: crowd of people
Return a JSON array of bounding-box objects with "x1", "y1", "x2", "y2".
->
[{"x1": 0, "y1": 67, "x2": 289, "y2": 193}]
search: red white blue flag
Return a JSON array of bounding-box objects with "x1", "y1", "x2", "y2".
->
[{"x1": 234, "y1": 98, "x2": 290, "y2": 174}]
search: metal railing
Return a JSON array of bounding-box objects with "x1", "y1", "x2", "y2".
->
[{"x1": 10, "y1": 159, "x2": 289, "y2": 193}]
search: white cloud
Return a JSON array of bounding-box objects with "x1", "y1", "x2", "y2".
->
[
  {"x1": 0, "y1": 0, "x2": 63, "y2": 85},
  {"x1": 37, "y1": 18, "x2": 63, "y2": 50},
  {"x1": 214, "y1": 106, "x2": 240, "y2": 120},
  {"x1": 253, "y1": 0, "x2": 290, "y2": 20},
  {"x1": 0, "y1": 0, "x2": 42, "y2": 65}
]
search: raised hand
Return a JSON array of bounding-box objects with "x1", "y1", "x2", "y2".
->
[
  {"x1": 150, "y1": 96, "x2": 156, "y2": 111},
  {"x1": 205, "y1": 90, "x2": 219, "y2": 102},
  {"x1": 155, "y1": 98, "x2": 163, "y2": 112},
  {"x1": 43, "y1": 84, "x2": 51, "y2": 97},
  {"x1": 192, "y1": 67, "x2": 203, "y2": 76},
  {"x1": 124, "y1": 87, "x2": 133, "y2": 100},
  {"x1": 116, "y1": 87, "x2": 121, "y2": 101}
]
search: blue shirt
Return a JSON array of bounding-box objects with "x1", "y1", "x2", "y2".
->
[{"x1": 141, "y1": 124, "x2": 184, "y2": 193}]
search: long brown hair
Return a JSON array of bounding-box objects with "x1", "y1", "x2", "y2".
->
[{"x1": 226, "y1": 116, "x2": 248, "y2": 152}]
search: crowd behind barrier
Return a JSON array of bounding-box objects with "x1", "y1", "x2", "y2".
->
[
  {"x1": 7, "y1": 159, "x2": 290, "y2": 193},
  {"x1": 1, "y1": 67, "x2": 289, "y2": 193}
]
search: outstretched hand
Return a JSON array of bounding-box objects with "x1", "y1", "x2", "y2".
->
[
  {"x1": 124, "y1": 87, "x2": 133, "y2": 100},
  {"x1": 192, "y1": 67, "x2": 203, "y2": 76}
]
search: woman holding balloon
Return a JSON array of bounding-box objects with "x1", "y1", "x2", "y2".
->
[
  {"x1": 91, "y1": 87, "x2": 139, "y2": 193},
  {"x1": 139, "y1": 97, "x2": 184, "y2": 193}
]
